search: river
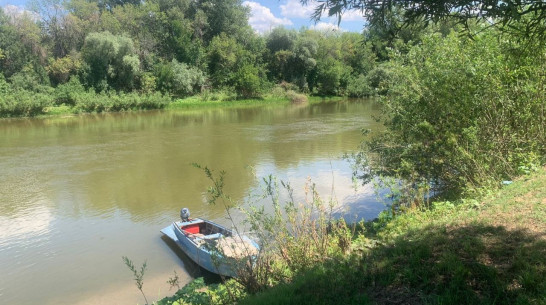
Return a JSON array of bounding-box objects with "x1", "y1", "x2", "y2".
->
[{"x1": 0, "y1": 99, "x2": 385, "y2": 305}]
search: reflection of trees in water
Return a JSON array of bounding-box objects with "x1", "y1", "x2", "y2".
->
[{"x1": 0, "y1": 100, "x2": 381, "y2": 219}]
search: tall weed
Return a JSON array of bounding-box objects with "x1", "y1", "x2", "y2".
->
[{"x1": 194, "y1": 166, "x2": 355, "y2": 296}]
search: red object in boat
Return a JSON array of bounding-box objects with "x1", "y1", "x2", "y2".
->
[{"x1": 183, "y1": 223, "x2": 200, "y2": 234}]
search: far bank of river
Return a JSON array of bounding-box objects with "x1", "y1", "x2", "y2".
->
[
  {"x1": 0, "y1": 98, "x2": 384, "y2": 305},
  {"x1": 24, "y1": 93, "x2": 344, "y2": 120}
]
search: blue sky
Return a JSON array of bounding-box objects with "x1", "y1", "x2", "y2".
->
[
  {"x1": 243, "y1": 0, "x2": 365, "y2": 33},
  {"x1": 0, "y1": 0, "x2": 366, "y2": 33}
]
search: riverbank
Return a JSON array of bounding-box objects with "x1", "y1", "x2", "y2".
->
[
  {"x1": 170, "y1": 95, "x2": 344, "y2": 109},
  {"x1": 161, "y1": 167, "x2": 545, "y2": 305},
  {"x1": 0, "y1": 87, "x2": 346, "y2": 119},
  {"x1": 0, "y1": 98, "x2": 377, "y2": 305}
]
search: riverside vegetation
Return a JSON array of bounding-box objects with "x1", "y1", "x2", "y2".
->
[
  {"x1": 0, "y1": 0, "x2": 379, "y2": 118},
  {"x1": 118, "y1": 1, "x2": 545, "y2": 305},
  {"x1": 5, "y1": 0, "x2": 542, "y2": 303},
  {"x1": 128, "y1": 166, "x2": 545, "y2": 305}
]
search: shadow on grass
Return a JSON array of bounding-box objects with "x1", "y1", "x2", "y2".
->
[{"x1": 239, "y1": 224, "x2": 545, "y2": 305}]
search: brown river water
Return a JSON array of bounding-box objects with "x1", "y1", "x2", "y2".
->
[{"x1": 0, "y1": 99, "x2": 385, "y2": 305}]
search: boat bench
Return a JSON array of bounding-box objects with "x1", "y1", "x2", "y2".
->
[
  {"x1": 191, "y1": 232, "x2": 223, "y2": 247},
  {"x1": 194, "y1": 233, "x2": 223, "y2": 240}
]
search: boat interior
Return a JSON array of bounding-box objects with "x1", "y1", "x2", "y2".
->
[
  {"x1": 178, "y1": 219, "x2": 258, "y2": 256},
  {"x1": 181, "y1": 220, "x2": 232, "y2": 240}
]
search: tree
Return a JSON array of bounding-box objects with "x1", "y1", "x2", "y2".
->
[
  {"x1": 302, "y1": 0, "x2": 546, "y2": 41},
  {"x1": 81, "y1": 31, "x2": 140, "y2": 91},
  {"x1": 266, "y1": 27, "x2": 297, "y2": 53},
  {"x1": 47, "y1": 54, "x2": 82, "y2": 85},
  {"x1": 233, "y1": 63, "x2": 265, "y2": 98},
  {"x1": 206, "y1": 33, "x2": 241, "y2": 87},
  {"x1": 190, "y1": 0, "x2": 250, "y2": 41},
  {"x1": 154, "y1": 59, "x2": 206, "y2": 97},
  {"x1": 315, "y1": 57, "x2": 345, "y2": 95},
  {"x1": 362, "y1": 31, "x2": 545, "y2": 195},
  {"x1": 0, "y1": 9, "x2": 43, "y2": 78},
  {"x1": 97, "y1": 0, "x2": 142, "y2": 12}
]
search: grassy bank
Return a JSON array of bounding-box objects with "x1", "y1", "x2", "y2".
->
[
  {"x1": 242, "y1": 168, "x2": 546, "y2": 305},
  {"x1": 169, "y1": 94, "x2": 346, "y2": 110},
  {"x1": 163, "y1": 168, "x2": 545, "y2": 305},
  {"x1": 168, "y1": 95, "x2": 290, "y2": 110},
  {"x1": 1, "y1": 89, "x2": 346, "y2": 119}
]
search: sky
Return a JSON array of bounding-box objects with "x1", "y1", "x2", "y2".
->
[
  {"x1": 0, "y1": 0, "x2": 366, "y2": 33},
  {"x1": 243, "y1": 0, "x2": 365, "y2": 33}
]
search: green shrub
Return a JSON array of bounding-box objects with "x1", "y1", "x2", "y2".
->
[
  {"x1": 54, "y1": 77, "x2": 86, "y2": 106},
  {"x1": 347, "y1": 74, "x2": 373, "y2": 97},
  {"x1": 363, "y1": 31, "x2": 546, "y2": 197},
  {"x1": 233, "y1": 63, "x2": 265, "y2": 98},
  {"x1": 73, "y1": 91, "x2": 171, "y2": 113},
  {"x1": 365, "y1": 65, "x2": 392, "y2": 95},
  {"x1": 47, "y1": 55, "x2": 82, "y2": 86},
  {"x1": 0, "y1": 74, "x2": 10, "y2": 94},
  {"x1": 9, "y1": 63, "x2": 52, "y2": 94},
  {"x1": 285, "y1": 90, "x2": 307, "y2": 104},
  {"x1": 155, "y1": 60, "x2": 207, "y2": 97},
  {"x1": 0, "y1": 90, "x2": 52, "y2": 117},
  {"x1": 81, "y1": 31, "x2": 140, "y2": 92}
]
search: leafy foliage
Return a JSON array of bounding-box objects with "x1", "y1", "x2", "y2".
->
[
  {"x1": 81, "y1": 31, "x2": 140, "y2": 91},
  {"x1": 237, "y1": 168, "x2": 546, "y2": 305},
  {"x1": 362, "y1": 31, "x2": 545, "y2": 196},
  {"x1": 155, "y1": 60, "x2": 207, "y2": 97},
  {"x1": 303, "y1": 0, "x2": 546, "y2": 42},
  {"x1": 122, "y1": 256, "x2": 149, "y2": 305}
]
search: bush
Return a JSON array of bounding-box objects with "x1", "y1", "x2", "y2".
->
[
  {"x1": 81, "y1": 31, "x2": 140, "y2": 92},
  {"x1": 47, "y1": 55, "x2": 82, "y2": 86},
  {"x1": 233, "y1": 64, "x2": 265, "y2": 98},
  {"x1": 9, "y1": 63, "x2": 52, "y2": 94},
  {"x1": 0, "y1": 90, "x2": 52, "y2": 117},
  {"x1": 0, "y1": 74, "x2": 10, "y2": 94},
  {"x1": 196, "y1": 166, "x2": 354, "y2": 295},
  {"x1": 171, "y1": 60, "x2": 207, "y2": 97},
  {"x1": 315, "y1": 58, "x2": 345, "y2": 96},
  {"x1": 362, "y1": 31, "x2": 546, "y2": 197},
  {"x1": 54, "y1": 77, "x2": 86, "y2": 106},
  {"x1": 155, "y1": 60, "x2": 207, "y2": 97},
  {"x1": 73, "y1": 91, "x2": 171, "y2": 113},
  {"x1": 347, "y1": 74, "x2": 373, "y2": 97},
  {"x1": 139, "y1": 72, "x2": 157, "y2": 94},
  {"x1": 270, "y1": 85, "x2": 286, "y2": 99},
  {"x1": 365, "y1": 65, "x2": 392, "y2": 95},
  {"x1": 285, "y1": 90, "x2": 307, "y2": 104}
]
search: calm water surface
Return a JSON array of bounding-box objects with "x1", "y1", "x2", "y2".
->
[{"x1": 0, "y1": 99, "x2": 385, "y2": 305}]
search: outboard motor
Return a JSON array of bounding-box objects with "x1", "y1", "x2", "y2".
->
[{"x1": 180, "y1": 208, "x2": 190, "y2": 222}]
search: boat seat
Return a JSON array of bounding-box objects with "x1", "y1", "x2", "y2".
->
[{"x1": 202, "y1": 233, "x2": 223, "y2": 239}]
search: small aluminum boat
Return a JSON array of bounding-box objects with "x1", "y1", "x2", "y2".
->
[{"x1": 160, "y1": 210, "x2": 258, "y2": 277}]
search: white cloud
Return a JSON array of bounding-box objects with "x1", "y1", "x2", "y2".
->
[
  {"x1": 280, "y1": 0, "x2": 317, "y2": 19},
  {"x1": 311, "y1": 21, "x2": 344, "y2": 32},
  {"x1": 2, "y1": 4, "x2": 26, "y2": 17},
  {"x1": 281, "y1": 0, "x2": 362, "y2": 21},
  {"x1": 244, "y1": 1, "x2": 292, "y2": 34},
  {"x1": 340, "y1": 9, "x2": 364, "y2": 21},
  {"x1": 2, "y1": 4, "x2": 39, "y2": 22}
]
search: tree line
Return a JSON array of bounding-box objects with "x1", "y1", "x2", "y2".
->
[{"x1": 0, "y1": 0, "x2": 385, "y2": 117}]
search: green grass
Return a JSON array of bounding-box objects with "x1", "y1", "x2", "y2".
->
[
  {"x1": 2, "y1": 88, "x2": 350, "y2": 119},
  {"x1": 238, "y1": 168, "x2": 546, "y2": 305},
  {"x1": 307, "y1": 95, "x2": 345, "y2": 103},
  {"x1": 168, "y1": 95, "x2": 291, "y2": 110},
  {"x1": 41, "y1": 105, "x2": 74, "y2": 116}
]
